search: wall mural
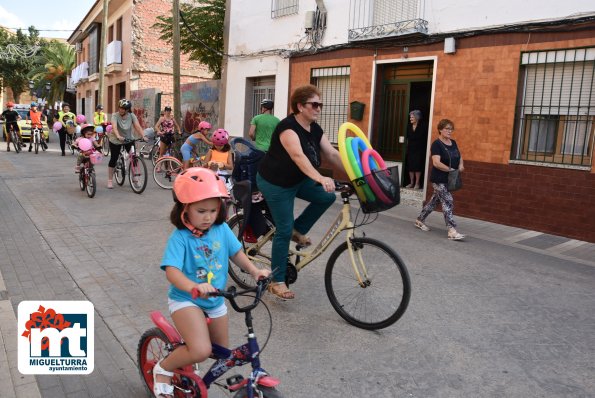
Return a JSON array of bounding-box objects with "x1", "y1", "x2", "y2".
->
[
  {"x1": 180, "y1": 80, "x2": 220, "y2": 133},
  {"x1": 130, "y1": 88, "x2": 158, "y2": 129}
]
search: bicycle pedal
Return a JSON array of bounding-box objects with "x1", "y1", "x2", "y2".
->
[{"x1": 226, "y1": 374, "x2": 244, "y2": 386}]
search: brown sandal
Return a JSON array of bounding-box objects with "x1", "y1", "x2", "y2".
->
[
  {"x1": 291, "y1": 230, "x2": 311, "y2": 246},
  {"x1": 267, "y1": 282, "x2": 295, "y2": 300}
]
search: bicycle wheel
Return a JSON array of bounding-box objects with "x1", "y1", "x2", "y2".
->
[
  {"x1": 86, "y1": 170, "x2": 96, "y2": 198},
  {"x1": 129, "y1": 155, "x2": 148, "y2": 194},
  {"x1": 324, "y1": 237, "x2": 411, "y2": 330},
  {"x1": 101, "y1": 136, "x2": 110, "y2": 156},
  {"x1": 11, "y1": 131, "x2": 20, "y2": 153},
  {"x1": 69, "y1": 136, "x2": 75, "y2": 154},
  {"x1": 114, "y1": 155, "x2": 125, "y2": 186},
  {"x1": 150, "y1": 145, "x2": 160, "y2": 166},
  {"x1": 234, "y1": 386, "x2": 285, "y2": 398},
  {"x1": 34, "y1": 132, "x2": 39, "y2": 154},
  {"x1": 227, "y1": 213, "x2": 273, "y2": 289},
  {"x1": 153, "y1": 157, "x2": 183, "y2": 189},
  {"x1": 79, "y1": 172, "x2": 86, "y2": 191}
]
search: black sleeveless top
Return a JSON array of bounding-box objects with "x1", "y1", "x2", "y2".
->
[{"x1": 258, "y1": 114, "x2": 323, "y2": 187}]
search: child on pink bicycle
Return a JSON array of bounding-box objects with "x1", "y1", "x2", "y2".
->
[
  {"x1": 153, "y1": 167, "x2": 269, "y2": 398},
  {"x1": 74, "y1": 124, "x2": 102, "y2": 173}
]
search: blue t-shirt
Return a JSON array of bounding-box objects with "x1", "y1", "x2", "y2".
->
[{"x1": 160, "y1": 224, "x2": 242, "y2": 310}]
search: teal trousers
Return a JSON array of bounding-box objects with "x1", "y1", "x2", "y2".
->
[{"x1": 256, "y1": 174, "x2": 336, "y2": 283}]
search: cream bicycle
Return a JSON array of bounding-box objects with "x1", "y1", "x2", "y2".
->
[{"x1": 227, "y1": 179, "x2": 411, "y2": 330}]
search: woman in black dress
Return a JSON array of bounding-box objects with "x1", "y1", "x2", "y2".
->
[{"x1": 405, "y1": 110, "x2": 427, "y2": 189}]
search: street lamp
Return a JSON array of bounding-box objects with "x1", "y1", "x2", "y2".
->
[{"x1": 28, "y1": 80, "x2": 36, "y2": 99}]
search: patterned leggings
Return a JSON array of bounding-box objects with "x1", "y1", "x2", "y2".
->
[{"x1": 417, "y1": 183, "x2": 457, "y2": 229}]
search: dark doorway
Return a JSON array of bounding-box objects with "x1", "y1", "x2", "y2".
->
[{"x1": 403, "y1": 81, "x2": 432, "y2": 188}]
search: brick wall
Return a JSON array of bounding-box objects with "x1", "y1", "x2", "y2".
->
[
  {"x1": 132, "y1": 0, "x2": 211, "y2": 81},
  {"x1": 453, "y1": 161, "x2": 595, "y2": 242},
  {"x1": 289, "y1": 27, "x2": 595, "y2": 242}
]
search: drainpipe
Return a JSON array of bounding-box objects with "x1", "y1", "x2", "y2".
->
[{"x1": 98, "y1": 0, "x2": 108, "y2": 110}]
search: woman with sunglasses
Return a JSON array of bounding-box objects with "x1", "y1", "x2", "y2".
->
[{"x1": 256, "y1": 84, "x2": 343, "y2": 300}]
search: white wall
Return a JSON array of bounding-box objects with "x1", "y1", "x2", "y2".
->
[{"x1": 224, "y1": 56, "x2": 290, "y2": 138}]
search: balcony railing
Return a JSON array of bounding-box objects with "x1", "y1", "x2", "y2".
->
[{"x1": 348, "y1": 0, "x2": 428, "y2": 42}]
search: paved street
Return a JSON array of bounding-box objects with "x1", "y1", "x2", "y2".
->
[{"x1": 0, "y1": 141, "x2": 594, "y2": 398}]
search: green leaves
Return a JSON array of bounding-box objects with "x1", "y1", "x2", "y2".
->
[
  {"x1": 28, "y1": 41, "x2": 75, "y2": 105},
  {"x1": 152, "y1": 0, "x2": 225, "y2": 79}
]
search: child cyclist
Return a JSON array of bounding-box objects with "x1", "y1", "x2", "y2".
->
[
  {"x1": 180, "y1": 120, "x2": 212, "y2": 169},
  {"x1": 204, "y1": 128, "x2": 234, "y2": 193},
  {"x1": 74, "y1": 124, "x2": 101, "y2": 173},
  {"x1": 153, "y1": 167, "x2": 270, "y2": 397}
]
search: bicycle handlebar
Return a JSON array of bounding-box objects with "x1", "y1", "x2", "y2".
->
[{"x1": 191, "y1": 277, "x2": 272, "y2": 313}]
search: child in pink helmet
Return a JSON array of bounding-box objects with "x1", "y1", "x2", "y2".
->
[
  {"x1": 152, "y1": 167, "x2": 270, "y2": 397},
  {"x1": 180, "y1": 120, "x2": 213, "y2": 169},
  {"x1": 204, "y1": 128, "x2": 233, "y2": 192},
  {"x1": 74, "y1": 124, "x2": 101, "y2": 173}
]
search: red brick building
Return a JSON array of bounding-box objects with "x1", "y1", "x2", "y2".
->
[{"x1": 289, "y1": 19, "x2": 595, "y2": 242}]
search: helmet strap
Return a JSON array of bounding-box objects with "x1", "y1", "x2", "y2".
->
[{"x1": 181, "y1": 205, "x2": 204, "y2": 238}]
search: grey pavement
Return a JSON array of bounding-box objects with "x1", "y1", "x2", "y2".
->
[{"x1": 0, "y1": 141, "x2": 594, "y2": 397}]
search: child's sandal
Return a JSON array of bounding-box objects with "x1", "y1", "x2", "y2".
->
[
  {"x1": 267, "y1": 282, "x2": 295, "y2": 300},
  {"x1": 153, "y1": 360, "x2": 174, "y2": 398}
]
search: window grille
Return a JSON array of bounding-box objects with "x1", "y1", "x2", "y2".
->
[
  {"x1": 311, "y1": 67, "x2": 351, "y2": 144},
  {"x1": 271, "y1": 0, "x2": 299, "y2": 18},
  {"x1": 512, "y1": 48, "x2": 595, "y2": 166}
]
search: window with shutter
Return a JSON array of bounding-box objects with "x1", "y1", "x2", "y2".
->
[
  {"x1": 512, "y1": 48, "x2": 595, "y2": 166},
  {"x1": 311, "y1": 67, "x2": 351, "y2": 144}
]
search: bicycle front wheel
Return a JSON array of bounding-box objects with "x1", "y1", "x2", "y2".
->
[
  {"x1": 150, "y1": 145, "x2": 160, "y2": 166},
  {"x1": 11, "y1": 131, "x2": 20, "y2": 153},
  {"x1": 114, "y1": 155, "x2": 125, "y2": 186},
  {"x1": 86, "y1": 171, "x2": 96, "y2": 198},
  {"x1": 325, "y1": 237, "x2": 411, "y2": 330},
  {"x1": 34, "y1": 133, "x2": 39, "y2": 154},
  {"x1": 101, "y1": 136, "x2": 110, "y2": 156},
  {"x1": 153, "y1": 157, "x2": 183, "y2": 189},
  {"x1": 227, "y1": 213, "x2": 273, "y2": 289},
  {"x1": 129, "y1": 156, "x2": 147, "y2": 194}
]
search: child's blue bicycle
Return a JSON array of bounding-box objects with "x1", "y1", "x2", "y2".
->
[{"x1": 137, "y1": 278, "x2": 284, "y2": 397}]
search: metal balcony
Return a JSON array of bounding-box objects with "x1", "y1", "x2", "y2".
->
[{"x1": 348, "y1": 0, "x2": 428, "y2": 42}]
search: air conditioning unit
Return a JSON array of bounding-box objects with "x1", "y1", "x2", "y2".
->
[{"x1": 75, "y1": 42, "x2": 83, "y2": 53}]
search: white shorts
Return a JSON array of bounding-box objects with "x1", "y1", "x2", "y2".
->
[{"x1": 168, "y1": 298, "x2": 228, "y2": 318}]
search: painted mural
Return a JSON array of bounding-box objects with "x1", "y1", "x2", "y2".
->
[
  {"x1": 130, "y1": 88, "x2": 158, "y2": 129},
  {"x1": 180, "y1": 80, "x2": 220, "y2": 133}
]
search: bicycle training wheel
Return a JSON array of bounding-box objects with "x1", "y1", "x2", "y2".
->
[
  {"x1": 101, "y1": 137, "x2": 110, "y2": 156},
  {"x1": 153, "y1": 157, "x2": 183, "y2": 189},
  {"x1": 114, "y1": 155, "x2": 126, "y2": 186},
  {"x1": 129, "y1": 156, "x2": 147, "y2": 194},
  {"x1": 324, "y1": 237, "x2": 411, "y2": 330},
  {"x1": 227, "y1": 213, "x2": 273, "y2": 289},
  {"x1": 86, "y1": 171, "x2": 96, "y2": 198}
]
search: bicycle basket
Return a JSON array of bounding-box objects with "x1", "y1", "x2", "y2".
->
[
  {"x1": 89, "y1": 152, "x2": 104, "y2": 165},
  {"x1": 351, "y1": 165, "x2": 400, "y2": 214}
]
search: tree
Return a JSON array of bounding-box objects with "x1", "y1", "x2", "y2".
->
[
  {"x1": 27, "y1": 41, "x2": 75, "y2": 106},
  {"x1": 0, "y1": 27, "x2": 46, "y2": 103},
  {"x1": 153, "y1": 0, "x2": 225, "y2": 79}
]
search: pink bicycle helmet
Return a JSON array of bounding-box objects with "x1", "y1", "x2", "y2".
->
[
  {"x1": 78, "y1": 138, "x2": 93, "y2": 152},
  {"x1": 173, "y1": 167, "x2": 229, "y2": 204},
  {"x1": 76, "y1": 114, "x2": 86, "y2": 124},
  {"x1": 198, "y1": 121, "x2": 212, "y2": 131},
  {"x1": 211, "y1": 128, "x2": 229, "y2": 146},
  {"x1": 80, "y1": 123, "x2": 95, "y2": 135}
]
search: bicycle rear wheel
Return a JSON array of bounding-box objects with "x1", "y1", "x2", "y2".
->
[
  {"x1": 86, "y1": 170, "x2": 96, "y2": 198},
  {"x1": 153, "y1": 157, "x2": 183, "y2": 189},
  {"x1": 227, "y1": 213, "x2": 273, "y2": 289},
  {"x1": 325, "y1": 237, "x2": 411, "y2": 330},
  {"x1": 114, "y1": 155, "x2": 125, "y2": 186},
  {"x1": 101, "y1": 136, "x2": 110, "y2": 156},
  {"x1": 129, "y1": 155, "x2": 148, "y2": 194}
]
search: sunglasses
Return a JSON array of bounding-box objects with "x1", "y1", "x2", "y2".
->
[{"x1": 304, "y1": 101, "x2": 323, "y2": 110}]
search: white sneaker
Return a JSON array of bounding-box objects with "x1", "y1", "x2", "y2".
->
[{"x1": 415, "y1": 220, "x2": 430, "y2": 232}]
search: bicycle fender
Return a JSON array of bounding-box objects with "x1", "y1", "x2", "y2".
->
[{"x1": 149, "y1": 311, "x2": 182, "y2": 344}]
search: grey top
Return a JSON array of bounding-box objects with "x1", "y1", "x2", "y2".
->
[{"x1": 109, "y1": 112, "x2": 139, "y2": 144}]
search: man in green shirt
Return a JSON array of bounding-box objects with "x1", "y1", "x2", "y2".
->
[{"x1": 248, "y1": 99, "x2": 280, "y2": 152}]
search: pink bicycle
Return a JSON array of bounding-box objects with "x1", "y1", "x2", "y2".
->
[{"x1": 137, "y1": 277, "x2": 284, "y2": 397}]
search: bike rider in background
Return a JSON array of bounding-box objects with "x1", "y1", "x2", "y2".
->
[
  {"x1": 27, "y1": 102, "x2": 47, "y2": 151},
  {"x1": 1, "y1": 102, "x2": 23, "y2": 151}
]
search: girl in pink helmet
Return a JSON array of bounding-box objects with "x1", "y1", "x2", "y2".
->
[
  {"x1": 152, "y1": 167, "x2": 270, "y2": 397},
  {"x1": 204, "y1": 128, "x2": 234, "y2": 192},
  {"x1": 74, "y1": 124, "x2": 102, "y2": 173},
  {"x1": 180, "y1": 120, "x2": 213, "y2": 170}
]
